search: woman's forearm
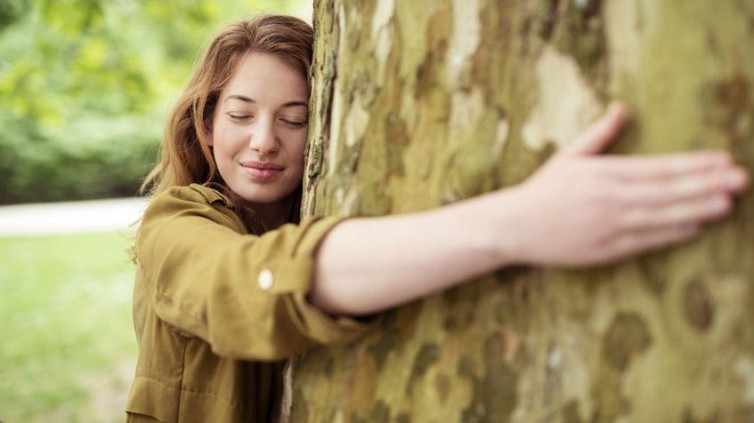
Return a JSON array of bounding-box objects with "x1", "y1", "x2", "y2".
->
[{"x1": 310, "y1": 191, "x2": 518, "y2": 316}]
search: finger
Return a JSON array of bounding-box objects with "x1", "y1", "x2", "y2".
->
[
  {"x1": 619, "y1": 167, "x2": 749, "y2": 206},
  {"x1": 732, "y1": 166, "x2": 752, "y2": 194},
  {"x1": 611, "y1": 223, "x2": 701, "y2": 258},
  {"x1": 562, "y1": 102, "x2": 627, "y2": 156},
  {"x1": 619, "y1": 194, "x2": 732, "y2": 231},
  {"x1": 595, "y1": 150, "x2": 735, "y2": 181}
]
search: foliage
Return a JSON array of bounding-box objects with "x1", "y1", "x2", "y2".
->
[
  {"x1": 0, "y1": 0, "x2": 30, "y2": 32},
  {"x1": 0, "y1": 231, "x2": 137, "y2": 422},
  {"x1": 0, "y1": 0, "x2": 308, "y2": 204},
  {"x1": 0, "y1": 114, "x2": 159, "y2": 203}
]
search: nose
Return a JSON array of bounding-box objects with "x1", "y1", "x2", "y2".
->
[{"x1": 249, "y1": 116, "x2": 279, "y2": 155}]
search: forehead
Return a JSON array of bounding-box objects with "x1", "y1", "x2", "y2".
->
[{"x1": 222, "y1": 51, "x2": 308, "y2": 103}]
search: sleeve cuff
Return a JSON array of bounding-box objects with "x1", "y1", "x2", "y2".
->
[{"x1": 285, "y1": 215, "x2": 379, "y2": 344}]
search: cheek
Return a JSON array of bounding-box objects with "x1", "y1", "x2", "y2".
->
[
  {"x1": 212, "y1": 125, "x2": 244, "y2": 152},
  {"x1": 295, "y1": 140, "x2": 308, "y2": 169},
  {"x1": 298, "y1": 141, "x2": 307, "y2": 162},
  {"x1": 286, "y1": 132, "x2": 308, "y2": 163}
]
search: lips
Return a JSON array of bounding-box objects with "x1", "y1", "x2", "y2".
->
[{"x1": 240, "y1": 161, "x2": 284, "y2": 181}]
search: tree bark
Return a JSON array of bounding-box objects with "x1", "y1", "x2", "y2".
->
[{"x1": 292, "y1": 0, "x2": 754, "y2": 421}]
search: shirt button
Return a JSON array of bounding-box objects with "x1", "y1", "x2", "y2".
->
[{"x1": 258, "y1": 269, "x2": 274, "y2": 291}]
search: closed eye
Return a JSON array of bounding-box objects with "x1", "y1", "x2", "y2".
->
[
  {"x1": 228, "y1": 113, "x2": 253, "y2": 121},
  {"x1": 280, "y1": 118, "x2": 308, "y2": 128}
]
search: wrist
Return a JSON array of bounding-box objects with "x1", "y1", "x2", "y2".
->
[
  {"x1": 491, "y1": 187, "x2": 529, "y2": 267},
  {"x1": 450, "y1": 188, "x2": 527, "y2": 270}
]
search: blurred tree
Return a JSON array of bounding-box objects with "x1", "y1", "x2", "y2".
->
[
  {"x1": 0, "y1": 0, "x2": 29, "y2": 32},
  {"x1": 0, "y1": 0, "x2": 307, "y2": 203}
]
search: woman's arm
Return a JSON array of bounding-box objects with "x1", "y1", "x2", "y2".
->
[{"x1": 310, "y1": 104, "x2": 750, "y2": 316}]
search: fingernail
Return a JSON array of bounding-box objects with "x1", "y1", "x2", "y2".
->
[
  {"x1": 608, "y1": 102, "x2": 625, "y2": 117},
  {"x1": 709, "y1": 196, "x2": 728, "y2": 211},
  {"x1": 727, "y1": 170, "x2": 746, "y2": 189}
]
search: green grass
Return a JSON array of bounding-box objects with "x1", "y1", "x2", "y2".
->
[{"x1": 0, "y1": 231, "x2": 138, "y2": 423}]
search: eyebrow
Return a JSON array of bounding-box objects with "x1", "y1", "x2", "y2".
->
[{"x1": 225, "y1": 95, "x2": 308, "y2": 108}]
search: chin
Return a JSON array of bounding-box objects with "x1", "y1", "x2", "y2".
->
[{"x1": 221, "y1": 170, "x2": 302, "y2": 203}]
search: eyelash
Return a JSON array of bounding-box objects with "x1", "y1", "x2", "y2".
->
[
  {"x1": 282, "y1": 119, "x2": 308, "y2": 129},
  {"x1": 227, "y1": 113, "x2": 252, "y2": 122},
  {"x1": 226, "y1": 113, "x2": 307, "y2": 128}
]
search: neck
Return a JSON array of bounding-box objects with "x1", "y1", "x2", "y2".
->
[
  {"x1": 252, "y1": 199, "x2": 293, "y2": 230},
  {"x1": 235, "y1": 189, "x2": 300, "y2": 232}
]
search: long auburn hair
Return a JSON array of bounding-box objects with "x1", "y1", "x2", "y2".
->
[{"x1": 140, "y1": 14, "x2": 313, "y2": 228}]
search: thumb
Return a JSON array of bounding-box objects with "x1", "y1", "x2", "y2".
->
[{"x1": 562, "y1": 102, "x2": 627, "y2": 156}]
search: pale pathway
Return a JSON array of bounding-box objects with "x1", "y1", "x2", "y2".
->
[{"x1": 0, "y1": 197, "x2": 149, "y2": 237}]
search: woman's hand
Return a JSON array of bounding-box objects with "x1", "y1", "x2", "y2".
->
[{"x1": 500, "y1": 103, "x2": 750, "y2": 267}]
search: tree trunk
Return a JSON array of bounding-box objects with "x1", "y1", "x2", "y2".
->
[{"x1": 292, "y1": 0, "x2": 754, "y2": 421}]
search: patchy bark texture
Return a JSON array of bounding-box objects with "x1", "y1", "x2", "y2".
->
[{"x1": 293, "y1": 0, "x2": 754, "y2": 421}]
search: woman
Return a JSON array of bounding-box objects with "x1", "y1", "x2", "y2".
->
[{"x1": 126, "y1": 14, "x2": 749, "y2": 422}]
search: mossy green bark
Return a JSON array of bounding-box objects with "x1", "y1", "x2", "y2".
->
[{"x1": 293, "y1": 0, "x2": 754, "y2": 421}]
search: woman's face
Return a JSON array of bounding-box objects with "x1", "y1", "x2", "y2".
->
[{"x1": 210, "y1": 51, "x2": 309, "y2": 210}]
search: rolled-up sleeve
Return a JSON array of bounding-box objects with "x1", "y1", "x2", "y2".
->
[{"x1": 136, "y1": 184, "x2": 372, "y2": 361}]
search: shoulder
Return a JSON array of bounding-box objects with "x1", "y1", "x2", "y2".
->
[
  {"x1": 139, "y1": 184, "x2": 245, "y2": 239},
  {"x1": 156, "y1": 183, "x2": 233, "y2": 208},
  {"x1": 145, "y1": 184, "x2": 235, "y2": 218}
]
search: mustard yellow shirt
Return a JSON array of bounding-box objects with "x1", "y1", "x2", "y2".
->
[{"x1": 126, "y1": 184, "x2": 370, "y2": 422}]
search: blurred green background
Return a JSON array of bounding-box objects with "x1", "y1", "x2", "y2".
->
[
  {"x1": 0, "y1": 0, "x2": 308, "y2": 421},
  {"x1": 0, "y1": 0, "x2": 309, "y2": 205}
]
